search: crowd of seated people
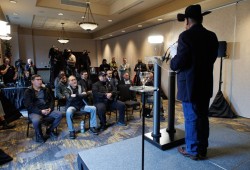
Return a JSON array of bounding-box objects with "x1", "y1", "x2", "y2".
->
[{"x1": 1, "y1": 55, "x2": 166, "y2": 146}]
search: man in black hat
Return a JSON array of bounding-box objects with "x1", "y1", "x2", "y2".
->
[
  {"x1": 170, "y1": 4, "x2": 218, "y2": 160},
  {"x1": 92, "y1": 71, "x2": 126, "y2": 131}
]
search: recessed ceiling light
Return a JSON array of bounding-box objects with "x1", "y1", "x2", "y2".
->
[
  {"x1": 157, "y1": 18, "x2": 163, "y2": 21},
  {"x1": 13, "y1": 12, "x2": 18, "y2": 16},
  {"x1": 81, "y1": 16, "x2": 85, "y2": 19},
  {"x1": 10, "y1": 0, "x2": 17, "y2": 3},
  {"x1": 58, "y1": 13, "x2": 63, "y2": 16},
  {"x1": 121, "y1": 30, "x2": 125, "y2": 33},
  {"x1": 108, "y1": 20, "x2": 112, "y2": 22},
  {"x1": 138, "y1": 25, "x2": 142, "y2": 27},
  {"x1": 109, "y1": 35, "x2": 112, "y2": 36}
]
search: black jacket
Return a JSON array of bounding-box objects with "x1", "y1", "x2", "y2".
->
[
  {"x1": 64, "y1": 85, "x2": 87, "y2": 110},
  {"x1": 24, "y1": 86, "x2": 54, "y2": 115},
  {"x1": 170, "y1": 24, "x2": 218, "y2": 102},
  {"x1": 92, "y1": 80, "x2": 118, "y2": 103}
]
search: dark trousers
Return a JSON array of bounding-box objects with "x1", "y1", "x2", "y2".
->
[
  {"x1": 95, "y1": 100, "x2": 125, "y2": 125},
  {"x1": 29, "y1": 110, "x2": 62, "y2": 135}
]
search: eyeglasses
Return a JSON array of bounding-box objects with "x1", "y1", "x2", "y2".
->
[{"x1": 34, "y1": 79, "x2": 42, "y2": 81}]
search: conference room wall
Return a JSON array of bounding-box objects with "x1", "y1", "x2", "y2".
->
[
  {"x1": 8, "y1": 28, "x2": 98, "y2": 69},
  {"x1": 101, "y1": 1, "x2": 250, "y2": 118}
]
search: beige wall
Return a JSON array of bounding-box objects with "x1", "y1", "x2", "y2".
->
[
  {"x1": 9, "y1": 28, "x2": 99, "y2": 68},
  {"x1": 100, "y1": 1, "x2": 250, "y2": 118},
  {"x1": 3, "y1": 1, "x2": 250, "y2": 118}
]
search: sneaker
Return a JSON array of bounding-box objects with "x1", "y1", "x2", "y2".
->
[
  {"x1": 69, "y1": 131, "x2": 76, "y2": 139},
  {"x1": 89, "y1": 127, "x2": 98, "y2": 135},
  {"x1": 116, "y1": 122, "x2": 127, "y2": 126}
]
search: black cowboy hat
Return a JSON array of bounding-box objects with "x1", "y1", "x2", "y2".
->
[{"x1": 177, "y1": 4, "x2": 211, "y2": 22}]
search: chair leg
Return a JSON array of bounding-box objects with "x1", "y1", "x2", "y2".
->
[
  {"x1": 126, "y1": 107, "x2": 128, "y2": 121},
  {"x1": 116, "y1": 110, "x2": 118, "y2": 122},
  {"x1": 26, "y1": 121, "x2": 30, "y2": 137}
]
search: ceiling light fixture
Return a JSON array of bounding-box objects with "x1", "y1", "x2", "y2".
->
[
  {"x1": 79, "y1": 1, "x2": 98, "y2": 31},
  {"x1": 9, "y1": 0, "x2": 17, "y2": 3},
  {"x1": 0, "y1": 21, "x2": 12, "y2": 41},
  {"x1": 57, "y1": 23, "x2": 69, "y2": 44}
]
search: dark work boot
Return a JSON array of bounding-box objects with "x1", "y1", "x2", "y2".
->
[
  {"x1": 0, "y1": 120, "x2": 15, "y2": 130},
  {"x1": 36, "y1": 133, "x2": 46, "y2": 143},
  {"x1": 46, "y1": 129, "x2": 58, "y2": 140}
]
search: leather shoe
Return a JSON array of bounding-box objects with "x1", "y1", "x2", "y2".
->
[
  {"x1": 46, "y1": 130, "x2": 58, "y2": 140},
  {"x1": 116, "y1": 122, "x2": 127, "y2": 126},
  {"x1": 178, "y1": 147, "x2": 198, "y2": 160},
  {"x1": 99, "y1": 125, "x2": 106, "y2": 132},
  {"x1": 36, "y1": 134, "x2": 46, "y2": 143},
  {"x1": 0, "y1": 120, "x2": 15, "y2": 130},
  {"x1": 69, "y1": 131, "x2": 76, "y2": 139},
  {"x1": 89, "y1": 127, "x2": 98, "y2": 135}
]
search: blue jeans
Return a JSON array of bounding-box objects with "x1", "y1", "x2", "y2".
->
[
  {"x1": 66, "y1": 106, "x2": 97, "y2": 132},
  {"x1": 182, "y1": 99, "x2": 210, "y2": 156},
  {"x1": 29, "y1": 110, "x2": 63, "y2": 135}
]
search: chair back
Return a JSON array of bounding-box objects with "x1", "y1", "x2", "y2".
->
[{"x1": 118, "y1": 84, "x2": 133, "y2": 102}]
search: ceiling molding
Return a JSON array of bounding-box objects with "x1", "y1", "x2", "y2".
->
[
  {"x1": 92, "y1": 0, "x2": 204, "y2": 38},
  {"x1": 18, "y1": 26, "x2": 92, "y2": 39}
]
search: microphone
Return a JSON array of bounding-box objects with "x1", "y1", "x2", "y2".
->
[{"x1": 162, "y1": 41, "x2": 177, "y2": 62}]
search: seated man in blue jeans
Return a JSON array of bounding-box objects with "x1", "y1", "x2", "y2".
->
[
  {"x1": 24, "y1": 74, "x2": 63, "y2": 143},
  {"x1": 64, "y1": 75, "x2": 98, "y2": 139}
]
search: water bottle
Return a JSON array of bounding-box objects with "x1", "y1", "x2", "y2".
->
[{"x1": 80, "y1": 120, "x2": 85, "y2": 133}]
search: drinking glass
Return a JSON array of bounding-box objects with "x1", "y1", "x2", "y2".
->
[{"x1": 139, "y1": 72, "x2": 149, "y2": 89}]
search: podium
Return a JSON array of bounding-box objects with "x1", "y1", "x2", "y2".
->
[{"x1": 144, "y1": 56, "x2": 185, "y2": 150}]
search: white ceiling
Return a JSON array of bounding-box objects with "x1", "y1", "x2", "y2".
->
[
  {"x1": 1, "y1": 0, "x2": 167, "y2": 32},
  {"x1": 0, "y1": 0, "x2": 241, "y2": 39}
]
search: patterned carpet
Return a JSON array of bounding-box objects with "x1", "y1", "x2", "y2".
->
[{"x1": 0, "y1": 100, "x2": 250, "y2": 170}]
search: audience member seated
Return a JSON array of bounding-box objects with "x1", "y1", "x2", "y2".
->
[
  {"x1": 106, "y1": 70, "x2": 117, "y2": 90},
  {"x1": 55, "y1": 73, "x2": 68, "y2": 108},
  {"x1": 119, "y1": 58, "x2": 131, "y2": 77},
  {"x1": 24, "y1": 74, "x2": 63, "y2": 143},
  {"x1": 92, "y1": 71, "x2": 126, "y2": 131},
  {"x1": 145, "y1": 72, "x2": 165, "y2": 121},
  {"x1": 119, "y1": 72, "x2": 136, "y2": 101},
  {"x1": 23, "y1": 70, "x2": 31, "y2": 87},
  {"x1": 0, "y1": 57, "x2": 17, "y2": 87},
  {"x1": 147, "y1": 60, "x2": 154, "y2": 73},
  {"x1": 133, "y1": 59, "x2": 147, "y2": 86},
  {"x1": 54, "y1": 71, "x2": 66, "y2": 88},
  {"x1": 0, "y1": 100, "x2": 15, "y2": 130},
  {"x1": 112, "y1": 70, "x2": 120, "y2": 88},
  {"x1": 64, "y1": 75, "x2": 98, "y2": 139},
  {"x1": 109, "y1": 57, "x2": 118, "y2": 71},
  {"x1": 99, "y1": 59, "x2": 110, "y2": 72},
  {"x1": 78, "y1": 70, "x2": 93, "y2": 104},
  {"x1": 25, "y1": 58, "x2": 37, "y2": 76}
]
